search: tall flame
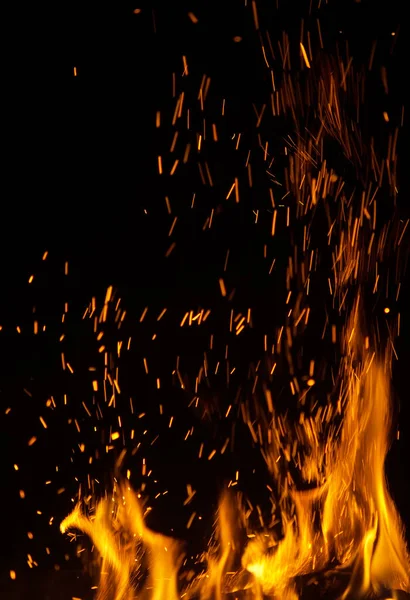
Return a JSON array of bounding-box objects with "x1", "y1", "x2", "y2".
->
[{"x1": 241, "y1": 296, "x2": 410, "y2": 598}]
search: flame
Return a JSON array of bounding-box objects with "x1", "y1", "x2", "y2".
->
[
  {"x1": 242, "y1": 299, "x2": 410, "y2": 598},
  {"x1": 61, "y1": 484, "x2": 183, "y2": 600},
  {"x1": 61, "y1": 305, "x2": 410, "y2": 599},
  {"x1": 59, "y1": 22, "x2": 410, "y2": 600}
]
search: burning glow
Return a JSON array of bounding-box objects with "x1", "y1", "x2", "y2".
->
[
  {"x1": 61, "y1": 485, "x2": 183, "y2": 600},
  {"x1": 242, "y1": 299, "x2": 410, "y2": 598},
  {"x1": 57, "y1": 6, "x2": 410, "y2": 600},
  {"x1": 61, "y1": 297, "x2": 410, "y2": 598}
]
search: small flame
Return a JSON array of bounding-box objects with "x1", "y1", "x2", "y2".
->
[{"x1": 61, "y1": 485, "x2": 183, "y2": 600}]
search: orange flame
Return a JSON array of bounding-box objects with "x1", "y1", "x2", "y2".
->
[
  {"x1": 61, "y1": 306, "x2": 410, "y2": 598},
  {"x1": 241, "y1": 299, "x2": 410, "y2": 598},
  {"x1": 60, "y1": 44, "x2": 410, "y2": 600},
  {"x1": 61, "y1": 484, "x2": 183, "y2": 600}
]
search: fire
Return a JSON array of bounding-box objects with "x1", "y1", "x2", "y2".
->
[
  {"x1": 61, "y1": 485, "x2": 183, "y2": 600},
  {"x1": 61, "y1": 296, "x2": 410, "y2": 598},
  {"x1": 242, "y1": 299, "x2": 410, "y2": 598},
  {"x1": 57, "y1": 6, "x2": 410, "y2": 600}
]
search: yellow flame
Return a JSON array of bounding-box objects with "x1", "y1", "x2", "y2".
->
[
  {"x1": 61, "y1": 484, "x2": 183, "y2": 600},
  {"x1": 61, "y1": 301, "x2": 410, "y2": 599},
  {"x1": 60, "y1": 57, "x2": 410, "y2": 600}
]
